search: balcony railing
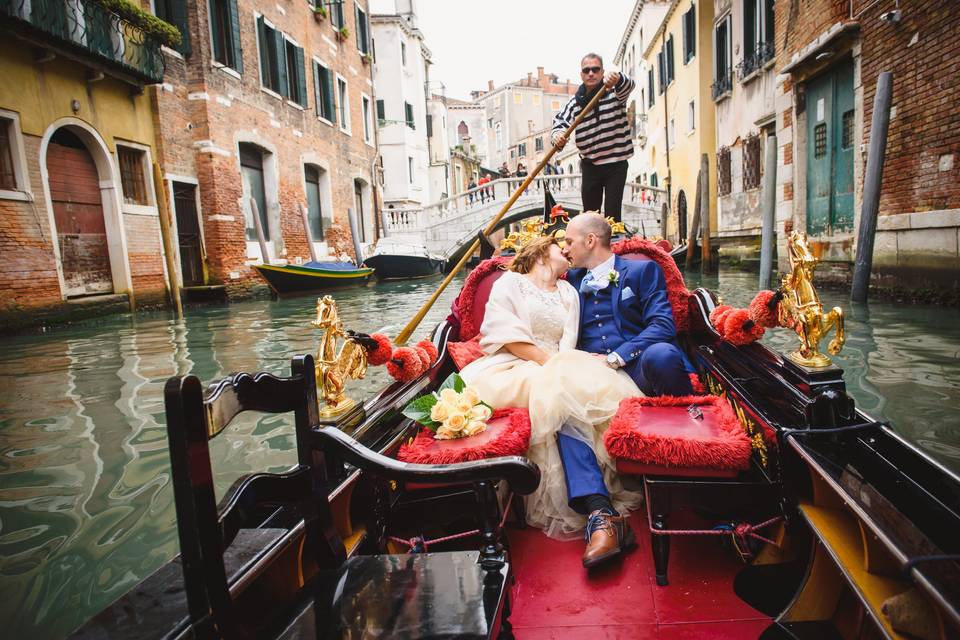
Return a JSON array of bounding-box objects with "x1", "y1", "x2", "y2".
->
[
  {"x1": 737, "y1": 41, "x2": 775, "y2": 81},
  {"x1": 711, "y1": 72, "x2": 733, "y2": 100},
  {"x1": 0, "y1": 0, "x2": 164, "y2": 84}
]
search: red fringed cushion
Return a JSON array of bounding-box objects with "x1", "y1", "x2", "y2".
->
[
  {"x1": 604, "y1": 395, "x2": 752, "y2": 473},
  {"x1": 612, "y1": 237, "x2": 691, "y2": 333},
  {"x1": 689, "y1": 373, "x2": 705, "y2": 394},
  {"x1": 448, "y1": 336, "x2": 484, "y2": 370},
  {"x1": 397, "y1": 408, "x2": 531, "y2": 464},
  {"x1": 451, "y1": 256, "x2": 512, "y2": 341}
]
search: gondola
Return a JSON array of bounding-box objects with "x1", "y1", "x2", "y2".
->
[
  {"x1": 362, "y1": 235, "x2": 445, "y2": 280},
  {"x1": 71, "y1": 84, "x2": 959, "y2": 640},
  {"x1": 253, "y1": 261, "x2": 374, "y2": 296}
]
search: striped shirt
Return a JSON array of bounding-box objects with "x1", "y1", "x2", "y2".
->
[{"x1": 552, "y1": 74, "x2": 636, "y2": 165}]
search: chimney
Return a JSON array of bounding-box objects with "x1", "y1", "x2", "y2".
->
[
  {"x1": 537, "y1": 66, "x2": 545, "y2": 86},
  {"x1": 488, "y1": 79, "x2": 494, "y2": 91}
]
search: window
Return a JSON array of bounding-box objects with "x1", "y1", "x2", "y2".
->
[
  {"x1": 842, "y1": 110, "x2": 854, "y2": 148},
  {"x1": 404, "y1": 102, "x2": 414, "y2": 129},
  {"x1": 718, "y1": 146, "x2": 731, "y2": 196},
  {"x1": 257, "y1": 17, "x2": 305, "y2": 104},
  {"x1": 666, "y1": 35, "x2": 675, "y2": 83},
  {"x1": 712, "y1": 15, "x2": 733, "y2": 99},
  {"x1": 154, "y1": 0, "x2": 190, "y2": 54},
  {"x1": 425, "y1": 114, "x2": 433, "y2": 137},
  {"x1": 657, "y1": 51, "x2": 665, "y2": 94},
  {"x1": 400, "y1": 41, "x2": 407, "y2": 66},
  {"x1": 650, "y1": 172, "x2": 658, "y2": 187},
  {"x1": 331, "y1": 0, "x2": 344, "y2": 29},
  {"x1": 513, "y1": 93, "x2": 522, "y2": 104},
  {"x1": 362, "y1": 95, "x2": 372, "y2": 143},
  {"x1": 495, "y1": 122, "x2": 502, "y2": 149},
  {"x1": 743, "y1": 134, "x2": 762, "y2": 190},
  {"x1": 532, "y1": 94, "x2": 541, "y2": 106},
  {"x1": 551, "y1": 99, "x2": 561, "y2": 110},
  {"x1": 239, "y1": 143, "x2": 269, "y2": 241},
  {"x1": 355, "y1": 3, "x2": 369, "y2": 54},
  {"x1": 407, "y1": 156, "x2": 414, "y2": 183},
  {"x1": 336, "y1": 76, "x2": 350, "y2": 131},
  {"x1": 741, "y1": 0, "x2": 775, "y2": 78},
  {"x1": 304, "y1": 164, "x2": 327, "y2": 240},
  {"x1": 648, "y1": 68, "x2": 655, "y2": 106},
  {"x1": 0, "y1": 118, "x2": 18, "y2": 191},
  {"x1": 314, "y1": 60, "x2": 335, "y2": 122},
  {"x1": 682, "y1": 4, "x2": 695, "y2": 63},
  {"x1": 518, "y1": 142, "x2": 526, "y2": 157},
  {"x1": 375, "y1": 99, "x2": 385, "y2": 124},
  {"x1": 510, "y1": 148, "x2": 515, "y2": 158},
  {"x1": 814, "y1": 123, "x2": 827, "y2": 158},
  {"x1": 117, "y1": 146, "x2": 148, "y2": 205},
  {"x1": 210, "y1": 0, "x2": 242, "y2": 71},
  {"x1": 535, "y1": 137, "x2": 543, "y2": 152},
  {"x1": 668, "y1": 118, "x2": 675, "y2": 149},
  {"x1": 687, "y1": 100, "x2": 695, "y2": 132}
]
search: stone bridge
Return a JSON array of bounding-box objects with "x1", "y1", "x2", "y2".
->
[{"x1": 380, "y1": 174, "x2": 669, "y2": 258}]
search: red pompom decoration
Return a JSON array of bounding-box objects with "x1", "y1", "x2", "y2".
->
[
  {"x1": 655, "y1": 238, "x2": 673, "y2": 253},
  {"x1": 386, "y1": 347, "x2": 424, "y2": 382},
  {"x1": 416, "y1": 339, "x2": 439, "y2": 365},
  {"x1": 367, "y1": 333, "x2": 394, "y2": 366},
  {"x1": 749, "y1": 290, "x2": 781, "y2": 328},
  {"x1": 709, "y1": 304, "x2": 733, "y2": 332},
  {"x1": 413, "y1": 346, "x2": 431, "y2": 370},
  {"x1": 722, "y1": 308, "x2": 765, "y2": 346}
]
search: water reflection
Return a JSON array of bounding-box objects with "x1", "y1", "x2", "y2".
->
[{"x1": 0, "y1": 270, "x2": 958, "y2": 638}]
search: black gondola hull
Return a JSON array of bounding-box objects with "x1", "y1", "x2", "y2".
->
[{"x1": 363, "y1": 254, "x2": 443, "y2": 280}]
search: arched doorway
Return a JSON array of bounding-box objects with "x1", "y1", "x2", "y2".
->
[
  {"x1": 677, "y1": 190, "x2": 688, "y2": 242},
  {"x1": 47, "y1": 128, "x2": 113, "y2": 296}
]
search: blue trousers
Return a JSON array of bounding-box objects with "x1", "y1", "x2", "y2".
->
[{"x1": 559, "y1": 342, "x2": 693, "y2": 510}]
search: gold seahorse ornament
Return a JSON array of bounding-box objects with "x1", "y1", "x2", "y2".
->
[
  {"x1": 312, "y1": 296, "x2": 368, "y2": 417},
  {"x1": 778, "y1": 231, "x2": 846, "y2": 368}
]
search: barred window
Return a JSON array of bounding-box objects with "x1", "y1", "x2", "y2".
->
[
  {"x1": 118, "y1": 146, "x2": 148, "y2": 205},
  {"x1": 814, "y1": 123, "x2": 827, "y2": 158},
  {"x1": 742, "y1": 134, "x2": 762, "y2": 191},
  {"x1": 842, "y1": 110, "x2": 854, "y2": 148},
  {"x1": 718, "y1": 146, "x2": 732, "y2": 196}
]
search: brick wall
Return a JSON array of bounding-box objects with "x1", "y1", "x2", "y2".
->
[{"x1": 154, "y1": 0, "x2": 378, "y2": 297}]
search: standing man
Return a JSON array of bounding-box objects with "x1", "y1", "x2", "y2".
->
[{"x1": 552, "y1": 53, "x2": 635, "y2": 222}]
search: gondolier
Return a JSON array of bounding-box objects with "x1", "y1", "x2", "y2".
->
[{"x1": 552, "y1": 53, "x2": 635, "y2": 222}]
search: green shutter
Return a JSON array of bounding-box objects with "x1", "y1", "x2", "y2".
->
[
  {"x1": 257, "y1": 16, "x2": 270, "y2": 86},
  {"x1": 209, "y1": 0, "x2": 223, "y2": 62},
  {"x1": 294, "y1": 46, "x2": 307, "y2": 107},
  {"x1": 324, "y1": 67, "x2": 335, "y2": 120},
  {"x1": 273, "y1": 30, "x2": 288, "y2": 97},
  {"x1": 313, "y1": 62, "x2": 322, "y2": 116},
  {"x1": 227, "y1": 0, "x2": 242, "y2": 72},
  {"x1": 170, "y1": 0, "x2": 191, "y2": 55},
  {"x1": 376, "y1": 99, "x2": 384, "y2": 122}
]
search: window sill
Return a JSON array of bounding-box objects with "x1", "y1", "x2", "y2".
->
[
  {"x1": 318, "y1": 116, "x2": 335, "y2": 127},
  {"x1": 260, "y1": 86, "x2": 285, "y2": 101},
  {"x1": 212, "y1": 62, "x2": 241, "y2": 80},
  {"x1": 339, "y1": 127, "x2": 352, "y2": 137},
  {"x1": 0, "y1": 189, "x2": 31, "y2": 202},
  {"x1": 713, "y1": 91, "x2": 732, "y2": 103},
  {"x1": 161, "y1": 45, "x2": 185, "y2": 60},
  {"x1": 740, "y1": 68, "x2": 762, "y2": 85},
  {"x1": 122, "y1": 204, "x2": 158, "y2": 216},
  {"x1": 287, "y1": 100, "x2": 306, "y2": 111}
]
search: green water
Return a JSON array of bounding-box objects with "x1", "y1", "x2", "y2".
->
[{"x1": 1, "y1": 270, "x2": 958, "y2": 638}]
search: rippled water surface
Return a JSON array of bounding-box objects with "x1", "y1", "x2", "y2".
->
[{"x1": 1, "y1": 269, "x2": 958, "y2": 638}]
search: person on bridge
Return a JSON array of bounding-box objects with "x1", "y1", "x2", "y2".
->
[{"x1": 551, "y1": 53, "x2": 635, "y2": 223}]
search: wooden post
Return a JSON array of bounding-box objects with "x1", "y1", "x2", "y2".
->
[
  {"x1": 300, "y1": 203, "x2": 320, "y2": 263},
  {"x1": 249, "y1": 197, "x2": 270, "y2": 265},
  {"x1": 759, "y1": 134, "x2": 778, "y2": 290},
  {"x1": 686, "y1": 167, "x2": 702, "y2": 269},
  {"x1": 152, "y1": 162, "x2": 182, "y2": 319},
  {"x1": 699, "y1": 153, "x2": 713, "y2": 272},
  {"x1": 851, "y1": 72, "x2": 893, "y2": 303}
]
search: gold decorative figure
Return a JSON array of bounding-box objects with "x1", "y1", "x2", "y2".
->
[
  {"x1": 312, "y1": 296, "x2": 368, "y2": 417},
  {"x1": 778, "y1": 231, "x2": 845, "y2": 368}
]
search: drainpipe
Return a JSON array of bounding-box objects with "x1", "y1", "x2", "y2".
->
[{"x1": 368, "y1": 35, "x2": 383, "y2": 243}]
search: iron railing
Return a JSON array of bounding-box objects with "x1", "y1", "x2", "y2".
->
[
  {"x1": 737, "y1": 41, "x2": 775, "y2": 81},
  {"x1": 0, "y1": 0, "x2": 164, "y2": 84},
  {"x1": 711, "y1": 72, "x2": 733, "y2": 100}
]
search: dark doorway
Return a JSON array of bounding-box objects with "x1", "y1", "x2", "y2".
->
[
  {"x1": 173, "y1": 182, "x2": 203, "y2": 286},
  {"x1": 677, "y1": 190, "x2": 688, "y2": 241},
  {"x1": 47, "y1": 128, "x2": 113, "y2": 297},
  {"x1": 239, "y1": 143, "x2": 269, "y2": 242}
]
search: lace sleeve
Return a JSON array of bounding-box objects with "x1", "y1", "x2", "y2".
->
[{"x1": 557, "y1": 280, "x2": 580, "y2": 351}]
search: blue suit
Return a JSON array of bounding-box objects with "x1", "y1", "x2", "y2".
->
[{"x1": 558, "y1": 255, "x2": 695, "y2": 511}]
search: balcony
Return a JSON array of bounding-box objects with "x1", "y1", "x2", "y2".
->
[
  {"x1": 736, "y1": 41, "x2": 775, "y2": 82},
  {"x1": 711, "y1": 72, "x2": 733, "y2": 101},
  {"x1": 0, "y1": 0, "x2": 165, "y2": 85}
]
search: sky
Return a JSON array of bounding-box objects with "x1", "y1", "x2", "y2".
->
[{"x1": 370, "y1": 0, "x2": 637, "y2": 101}]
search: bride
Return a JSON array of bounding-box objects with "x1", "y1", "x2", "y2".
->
[{"x1": 460, "y1": 236, "x2": 643, "y2": 541}]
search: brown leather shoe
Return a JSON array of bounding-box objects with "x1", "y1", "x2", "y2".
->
[{"x1": 582, "y1": 510, "x2": 636, "y2": 569}]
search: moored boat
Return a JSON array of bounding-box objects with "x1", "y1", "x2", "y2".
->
[
  {"x1": 253, "y1": 261, "x2": 374, "y2": 296},
  {"x1": 362, "y1": 235, "x2": 445, "y2": 280}
]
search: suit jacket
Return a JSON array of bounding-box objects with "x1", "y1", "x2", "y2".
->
[{"x1": 567, "y1": 255, "x2": 680, "y2": 366}]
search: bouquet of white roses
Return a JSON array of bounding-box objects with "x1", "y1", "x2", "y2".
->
[{"x1": 402, "y1": 373, "x2": 493, "y2": 440}]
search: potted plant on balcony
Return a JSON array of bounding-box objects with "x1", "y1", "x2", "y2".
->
[
  {"x1": 360, "y1": 52, "x2": 372, "y2": 65},
  {"x1": 312, "y1": 4, "x2": 327, "y2": 22},
  {"x1": 336, "y1": 26, "x2": 349, "y2": 41}
]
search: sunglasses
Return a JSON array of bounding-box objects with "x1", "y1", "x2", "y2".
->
[{"x1": 581, "y1": 66, "x2": 603, "y2": 74}]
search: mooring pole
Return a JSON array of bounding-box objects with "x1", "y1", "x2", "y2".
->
[
  {"x1": 759, "y1": 134, "x2": 778, "y2": 290},
  {"x1": 699, "y1": 153, "x2": 713, "y2": 273},
  {"x1": 851, "y1": 72, "x2": 893, "y2": 303},
  {"x1": 686, "y1": 167, "x2": 702, "y2": 269},
  {"x1": 153, "y1": 162, "x2": 182, "y2": 319}
]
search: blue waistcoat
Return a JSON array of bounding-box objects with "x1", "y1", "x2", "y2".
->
[{"x1": 578, "y1": 285, "x2": 624, "y2": 355}]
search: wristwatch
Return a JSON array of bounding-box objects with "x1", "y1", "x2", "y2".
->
[{"x1": 606, "y1": 352, "x2": 621, "y2": 369}]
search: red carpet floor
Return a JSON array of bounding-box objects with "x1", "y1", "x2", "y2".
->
[{"x1": 506, "y1": 511, "x2": 771, "y2": 639}]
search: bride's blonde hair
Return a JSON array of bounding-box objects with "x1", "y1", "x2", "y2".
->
[{"x1": 509, "y1": 236, "x2": 560, "y2": 274}]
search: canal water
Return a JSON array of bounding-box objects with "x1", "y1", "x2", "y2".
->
[{"x1": 1, "y1": 269, "x2": 958, "y2": 638}]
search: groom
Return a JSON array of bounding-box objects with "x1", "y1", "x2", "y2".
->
[{"x1": 560, "y1": 212, "x2": 694, "y2": 568}]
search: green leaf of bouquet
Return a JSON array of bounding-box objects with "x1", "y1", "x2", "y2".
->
[
  {"x1": 402, "y1": 393, "x2": 438, "y2": 427},
  {"x1": 438, "y1": 372, "x2": 466, "y2": 394}
]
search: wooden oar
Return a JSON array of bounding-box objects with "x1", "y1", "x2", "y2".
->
[{"x1": 394, "y1": 84, "x2": 610, "y2": 345}]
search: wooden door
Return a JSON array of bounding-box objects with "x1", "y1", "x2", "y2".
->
[
  {"x1": 806, "y1": 60, "x2": 855, "y2": 235},
  {"x1": 173, "y1": 182, "x2": 203, "y2": 286},
  {"x1": 47, "y1": 129, "x2": 113, "y2": 296}
]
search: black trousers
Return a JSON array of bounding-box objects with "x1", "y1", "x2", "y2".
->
[{"x1": 581, "y1": 158, "x2": 628, "y2": 222}]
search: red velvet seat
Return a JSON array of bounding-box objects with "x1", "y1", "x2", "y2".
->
[{"x1": 398, "y1": 408, "x2": 531, "y2": 465}]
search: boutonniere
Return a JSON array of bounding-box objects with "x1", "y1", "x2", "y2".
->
[{"x1": 607, "y1": 269, "x2": 620, "y2": 286}]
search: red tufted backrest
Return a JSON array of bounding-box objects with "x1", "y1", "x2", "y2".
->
[
  {"x1": 612, "y1": 238, "x2": 691, "y2": 333},
  {"x1": 450, "y1": 256, "x2": 512, "y2": 341}
]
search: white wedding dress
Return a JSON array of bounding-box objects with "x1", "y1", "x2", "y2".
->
[{"x1": 460, "y1": 271, "x2": 644, "y2": 539}]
